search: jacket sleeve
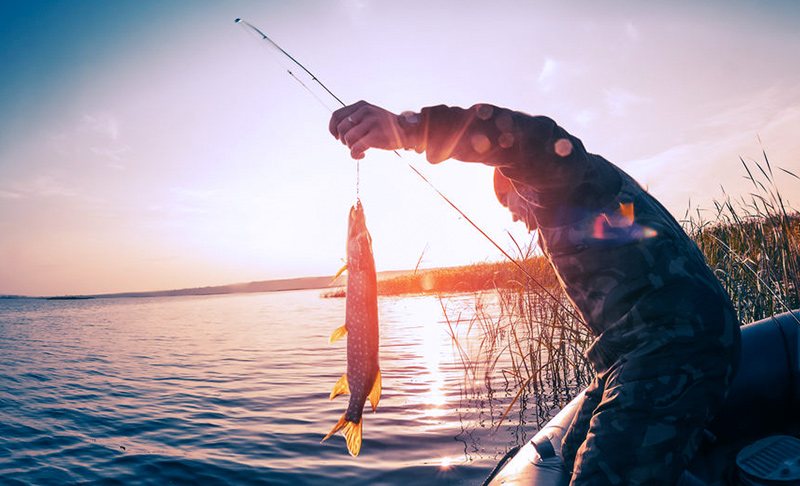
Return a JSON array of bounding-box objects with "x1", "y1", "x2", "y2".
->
[{"x1": 409, "y1": 104, "x2": 622, "y2": 228}]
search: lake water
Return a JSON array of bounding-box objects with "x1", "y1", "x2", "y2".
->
[{"x1": 0, "y1": 290, "x2": 541, "y2": 485}]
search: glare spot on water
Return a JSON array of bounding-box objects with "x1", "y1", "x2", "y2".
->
[
  {"x1": 439, "y1": 454, "x2": 469, "y2": 469},
  {"x1": 381, "y1": 297, "x2": 460, "y2": 416},
  {"x1": 417, "y1": 313, "x2": 447, "y2": 409}
]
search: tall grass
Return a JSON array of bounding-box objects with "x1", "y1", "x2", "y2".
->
[{"x1": 684, "y1": 155, "x2": 799, "y2": 322}]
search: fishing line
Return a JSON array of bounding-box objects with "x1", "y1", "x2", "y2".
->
[{"x1": 234, "y1": 18, "x2": 582, "y2": 321}]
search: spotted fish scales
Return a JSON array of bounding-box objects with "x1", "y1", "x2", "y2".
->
[{"x1": 322, "y1": 200, "x2": 381, "y2": 456}]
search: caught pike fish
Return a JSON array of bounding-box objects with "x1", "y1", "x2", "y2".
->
[{"x1": 322, "y1": 200, "x2": 381, "y2": 456}]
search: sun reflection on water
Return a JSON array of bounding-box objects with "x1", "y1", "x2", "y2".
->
[
  {"x1": 380, "y1": 296, "x2": 453, "y2": 417},
  {"x1": 379, "y1": 294, "x2": 493, "y2": 426}
]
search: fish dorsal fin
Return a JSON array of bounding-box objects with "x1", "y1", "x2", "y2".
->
[
  {"x1": 343, "y1": 419, "x2": 363, "y2": 456},
  {"x1": 329, "y1": 325, "x2": 347, "y2": 344},
  {"x1": 368, "y1": 370, "x2": 381, "y2": 412},
  {"x1": 329, "y1": 373, "x2": 349, "y2": 400}
]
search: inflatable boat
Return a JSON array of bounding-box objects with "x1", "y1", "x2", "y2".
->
[{"x1": 482, "y1": 309, "x2": 800, "y2": 486}]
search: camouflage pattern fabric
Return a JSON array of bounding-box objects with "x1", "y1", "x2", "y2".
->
[
  {"x1": 410, "y1": 103, "x2": 741, "y2": 485},
  {"x1": 546, "y1": 171, "x2": 740, "y2": 485}
]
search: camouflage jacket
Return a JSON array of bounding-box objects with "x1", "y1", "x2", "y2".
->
[{"x1": 407, "y1": 104, "x2": 739, "y2": 370}]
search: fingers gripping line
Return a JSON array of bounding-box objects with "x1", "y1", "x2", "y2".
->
[{"x1": 331, "y1": 102, "x2": 404, "y2": 160}]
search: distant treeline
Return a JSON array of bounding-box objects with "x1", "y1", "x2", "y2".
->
[{"x1": 323, "y1": 257, "x2": 561, "y2": 298}]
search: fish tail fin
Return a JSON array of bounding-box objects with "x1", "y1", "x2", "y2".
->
[
  {"x1": 367, "y1": 369, "x2": 381, "y2": 413},
  {"x1": 329, "y1": 325, "x2": 347, "y2": 344},
  {"x1": 321, "y1": 414, "x2": 363, "y2": 457},
  {"x1": 329, "y1": 373, "x2": 349, "y2": 400},
  {"x1": 343, "y1": 418, "x2": 363, "y2": 456}
]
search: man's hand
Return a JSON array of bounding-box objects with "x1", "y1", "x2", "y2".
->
[{"x1": 329, "y1": 101, "x2": 406, "y2": 159}]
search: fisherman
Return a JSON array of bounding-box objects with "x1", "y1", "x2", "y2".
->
[{"x1": 328, "y1": 101, "x2": 741, "y2": 486}]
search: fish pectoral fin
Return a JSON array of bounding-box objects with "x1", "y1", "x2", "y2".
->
[
  {"x1": 321, "y1": 414, "x2": 363, "y2": 457},
  {"x1": 329, "y1": 373, "x2": 349, "y2": 400},
  {"x1": 367, "y1": 370, "x2": 381, "y2": 413},
  {"x1": 329, "y1": 325, "x2": 347, "y2": 344},
  {"x1": 331, "y1": 263, "x2": 348, "y2": 283},
  {"x1": 322, "y1": 413, "x2": 347, "y2": 443},
  {"x1": 343, "y1": 419, "x2": 363, "y2": 456}
]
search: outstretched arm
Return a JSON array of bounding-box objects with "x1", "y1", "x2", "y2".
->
[{"x1": 330, "y1": 100, "x2": 621, "y2": 228}]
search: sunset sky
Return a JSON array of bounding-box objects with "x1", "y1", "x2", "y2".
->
[{"x1": 2, "y1": 0, "x2": 799, "y2": 296}]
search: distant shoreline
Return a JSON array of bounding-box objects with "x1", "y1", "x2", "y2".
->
[{"x1": 0, "y1": 270, "x2": 413, "y2": 300}]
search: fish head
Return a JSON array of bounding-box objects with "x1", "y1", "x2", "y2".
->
[{"x1": 347, "y1": 200, "x2": 373, "y2": 264}]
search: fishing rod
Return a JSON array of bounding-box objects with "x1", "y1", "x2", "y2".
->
[
  {"x1": 234, "y1": 18, "x2": 583, "y2": 322},
  {"x1": 235, "y1": 18, "x2": 345, "y2": 110},
  {"x1": 234, "y1": 18, "x2": 362, "y2": 196}
]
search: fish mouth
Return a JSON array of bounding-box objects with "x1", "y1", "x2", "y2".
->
[
  {"x1": 349, "y1": 200, "x2": 363, "y2": 221},
  {"x1": 347, "y1": 199, "x2": 372, "y2": 256},
  {"x1": 350, "y1": 199, "x2": 364, "y2": 219},
  {"x1": 348, "y1": 200, "x2": 367, "y2": 233}
]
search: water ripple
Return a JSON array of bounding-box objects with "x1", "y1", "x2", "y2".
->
[{"x1": 0, "y1": 292, "x2": 513, "y2": 485}]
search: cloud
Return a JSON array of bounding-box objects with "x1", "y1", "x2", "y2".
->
[
  {"x1": 0, "y1": 190, "x2": 22, "y2": 199},
  {"x1": 29, "y1": 175, "x2": 80, "y2": 198},
  {"x1": 574, "y1": 109, "x2": 599, "y2": 126},
  {"x1": 694, "y1": 84, "x2": 800, "y2": 135},
  {"x1": 3, "y1": 174, "x2": 85, "y2": 200},
  {"x1": 90, "y1": 145, "x2": 130, "y2": 169},
  {"x1": 340, "y1": 0, "x2": 369, "y2": 24},
  {"x1": 537, "y1": 57, "x2": 558, "y2": 91},
  {"x1": 35, "y1": 113, "x2": 130, "y2": 170},
  {"x1": 619, "y1": 122, "x2": 795, "y2": 218},
  {"x1": 81, "y1": 113, "x2": 121, "y2": 141},
  {"x1": 604, "y1": 87, "x2": 650, "y2": 116},
  {"x1": 170, "y1": 187, "x2": 222, "y2": 200},
  {"x1": 161, "y1": 186, "x2": 224, "y2": 216},
  {"x1": 3, "y1": 173, "x2": 105, "y2": 203},
  {"x1": 76, "y1": 112, "x2": 130, "y2": 168},
  {"x1": 625, "y1": 21, "x2": 640, "y2": 41}
]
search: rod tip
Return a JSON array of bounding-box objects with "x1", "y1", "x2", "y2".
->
[{"x1": 234, "y1": 18, "x2": 242, "y2": 23}]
